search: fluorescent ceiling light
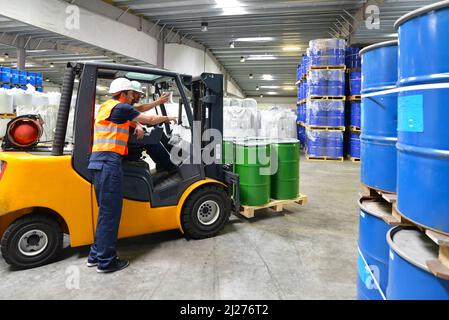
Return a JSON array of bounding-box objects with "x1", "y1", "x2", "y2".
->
[
  {"x1": 261, "y1": 85, "x2": 280, "y2": 89},
  {"x1": 0, "y1": 58, "x2": 4, "y2": 62},
  {"x1": 247, "y1": 55, "x2": 277, "y2": 61},
  {"x1": 267, "y1": 91, "x2": 278, "y2": 95},
  {"x1": 283, "y1": 86, "x2": 296, "y2": 91},
  {"x1": 283, "y1": 46, "x2": 301, "y2": 52},
  {"x1": 215, "y1": 0, "x2": 247, "y2": 15},
  {"x1": 386, "y1": 33, "x2": 398, "y2": 38},
  {"x1": 235, "y1": 37, "x2": 274, "y2": 42},
  {"x1": 261, "y1": 74, "x2": 274, "y2": 81},
  {"x1": 26, "y1": 50, "x2": 49, "y2": 53}
]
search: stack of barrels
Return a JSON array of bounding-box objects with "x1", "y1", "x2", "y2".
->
[
  {"x1": 357, "y1": 0, "x2": 449, "y2": 300},
  {"x1": 0, "y1": 67, "x2": 44, "y2": 91},
  {"x1": 296, "y1": 55, "x2": 309, "y2": 148},
  {"x1": 345, "y1": 47, "x2": 361, "y2": 161},
  {"x1": 222, "y1": 138, "x2": 300, "y2": 207},
  {"x1": 304, "y1": 39, "x2": 346, "y2": 160}
]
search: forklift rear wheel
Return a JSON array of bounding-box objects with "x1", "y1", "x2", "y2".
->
[
  {"x1": 181, "y1": 185, "x2": 230, "y2": 239},
  {"x1": 1, "y1": 214, "x2": 63, "y2": 269}
]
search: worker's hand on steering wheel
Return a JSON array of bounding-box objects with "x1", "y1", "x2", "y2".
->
[
  {"x1": 165, "y1": 116, "x2": 177, "y2": 124},
  {"x1": 158, "y1": 92, "x2": 171, "y2": 105},
  {"x1": 134, "y1": 123, "x2": 145, "y2": 140}
]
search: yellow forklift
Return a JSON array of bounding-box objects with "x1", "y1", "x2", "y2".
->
[{"x1": 0, "y1": 62, "x2": 240, "y2": 269}]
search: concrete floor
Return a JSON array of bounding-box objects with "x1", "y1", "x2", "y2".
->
[{"x1": 0, "y1": 156, "x2": 361, "y2": 300}]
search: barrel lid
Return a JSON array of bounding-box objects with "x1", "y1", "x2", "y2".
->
[
  {"x1": 358, "y1": 197, "x2": 391, "y2": 220},
  {"x1": 394, "y1": 0, "x2": 449, "y2": 29},
  {"x1": 271, "y1": 138, "x2": 299, "y2": 144},
  {"x1": 234, "y1": 139, "x2": 270, "y2": 147},
  {"x1": 387, "y1": 226, "x2": 438, "y2": 273},
  {"x1": 359, "y1": 40, "x2": 398, "y2": 56}
]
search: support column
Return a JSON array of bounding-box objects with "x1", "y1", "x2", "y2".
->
[
  {"x1": 157, "y1": 36, "x2": 165, "y2": 69},
  {"x1": 16, "y1": 37, "x2": 26, "y2": 70}
]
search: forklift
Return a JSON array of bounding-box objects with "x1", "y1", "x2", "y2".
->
[{"x1": 0, "y1": 62, "x2": 240, "y2": 269}]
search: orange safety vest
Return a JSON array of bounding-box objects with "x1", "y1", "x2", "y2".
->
[{"x1": 92, "y1": 99, "x2": 130, "y2": 156}]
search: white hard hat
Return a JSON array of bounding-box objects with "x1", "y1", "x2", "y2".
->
[
  {"x1": 109, "y1": 78, "x2": 134, "y2": 95},
  {"x1": 130, "y1": 80, "x2": 145, "y2": 94}
]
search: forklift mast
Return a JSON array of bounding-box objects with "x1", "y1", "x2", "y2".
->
[{"x1": 191, "y1": 73, "x2": 224, "y2": 181}]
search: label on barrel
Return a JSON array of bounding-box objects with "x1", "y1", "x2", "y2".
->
[{"x1": 398, "y1": 94, "x2": 424, "y2": 132}]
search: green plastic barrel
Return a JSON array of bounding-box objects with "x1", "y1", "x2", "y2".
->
[
  {"x1": 222, "y1": 138, "x2": 235, "y2": 165},
  {"x1": 235, "y1": 140, "x2": 271, "y2": 206},
  {"x1": 271, "y1": 139, "x2": 300, "y2": 200}
]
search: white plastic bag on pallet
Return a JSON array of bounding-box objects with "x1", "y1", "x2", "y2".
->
[
  {"x1": 241, "y1": 98, "x2": 257, "y2": 109},
  {"x1": 223, "y1": 106, "x2": 258, "y2": 138},
  {"x1": 259, "y1": 107, "x2": 297, "y2": 139},
  {"x1": 0, "y1": 88, "x2": 13, "y2": 114}
]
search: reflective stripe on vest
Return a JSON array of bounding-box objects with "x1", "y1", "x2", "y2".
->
[{"x1": 92, "y1": 99, "x2": 131, "y2": 155}]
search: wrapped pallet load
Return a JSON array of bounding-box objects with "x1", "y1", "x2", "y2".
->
[
  {"x1": 223, "y1": 106, "x2": 260, "y2": 138},
  {"x1": 259, "y1": 107, "x2": 297, "y2": 139},
  {"x1": 241, "y1": 98, "x2": 257, "y2": 109}
]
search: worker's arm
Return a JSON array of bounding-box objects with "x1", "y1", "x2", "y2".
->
[
  {"x1": 135, "y1": 92, "x2": 171, "y2": 112},
  {"x1": 133, "y1": 114, "x2": 177, "y2": 126}
]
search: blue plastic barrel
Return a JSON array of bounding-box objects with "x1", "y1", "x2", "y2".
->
[
  {"x1": 357, "y1": 197, "x2": 393, "y2": 300},
  {"x1": 387, "y1": 226, "x2": 449, "y2": 300},
  {"x1": 18, "y1": 70, "x2": 27, "y2": 85},
  {"x1": 350, "y1": 133, "x2": 361, "y2": 158},
  {"x1": 308, "y1": 70, "x2": 345, "y2": 96},
  {"x1": 360, "y1": 41, "x2": 398, "y2": 192},
  {"x1": 327, "y1": 101, "x2": 345, "y2": 127},
  {"x1": 309, "y1": 39, "x2": 345, "y2": 66},
  {"x1": 10, "y1": 69, "x2": 19, "y2": 84},
  {"x1": 326, "y1": 131, "x2": 343, "y2": 157},
  {"x1": 350, "y1": 101, "x2": 361, "y2": 127},
  {"x1": 395, "y1": 2, "x2": 449, "y2": 234},
  {"x1": 27, "y1": 72, "x2": 36, "y2": 86},
  {"x1": 0, "y1": 67, "x2": 12, "y2": 83},
  {"x1": 35, "y1": 72, "x2": 43, "y2": 86},
  {"x1": 350, "y1": 71, "x2": 362, "y2": 96}
]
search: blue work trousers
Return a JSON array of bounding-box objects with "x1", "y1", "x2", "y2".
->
[{"x1": 88, "y1": 159, "x2": 123, "y2": 269}]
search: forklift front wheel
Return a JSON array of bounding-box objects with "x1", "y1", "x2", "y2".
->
[
  {"x1": 1, "y1": 214, "x2": 63, "y2": 269},
  {"x1": 181, "y1": 185, "x2": 231, "y2": 240}
]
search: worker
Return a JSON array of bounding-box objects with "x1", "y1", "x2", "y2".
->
[
  {"x1": 87, "y1": 78, "x2": 177, "y2": 273},
  {"x1": 125, "y1": 81, "x2": 177, "y2": 172}
]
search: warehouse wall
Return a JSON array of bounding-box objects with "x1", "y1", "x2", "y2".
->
[
  {"x1": 164, "y1": 44, "x2": 244, "y2": 98},
  {"x1": 254, "y1": 97, "x2": 297, "y2": 110},
  {"x1": 164, "y1": 44, "x2": 220, "y2": 77},
  {"x1": 227, "y1": 81, "x2": 245, "y2": 98}
]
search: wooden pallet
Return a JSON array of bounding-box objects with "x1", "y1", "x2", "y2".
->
[
  {"x1": 0, "y1": 113, "x2": 16, "y2": 119},
  {"x1": 349, "y1": 126, "x2": 361, "y2": 133},
  {"x1": 309, "y1": 65, "x2": 346, "y2": 71},
  {"x1": 349, "y1": 157, "x2": 360, "y2": 163},
  {"x1": 305, "y1": 154, "x2": 344, "y2": 162},
  {"x1": 425, "y1": 230, "x2": 449, "y2": 280},
  {"x1": 348, "y1": 95, "x2": 362, "y2": 101},
  {"x1": 304, "y1": 125, "x2": 345, "y2": 132},
  {"x1": 296, "y1": 121, "x2": 306, "y2": 127},
  {"x1": 359, "y1": 187, "x2": 408, "y2": 226},
  {"x1": 360, "y1": 184, "x2": 397, "y2": 203},
  {"x1": 240, "y1": 194, "x2": 308, "y2": 219},
  {"x1": 346, "y1": 68, "x2": 362, "y2": 73},
  {"x1": 308, "y1": 96, "x2": 346, "y2": 101}
]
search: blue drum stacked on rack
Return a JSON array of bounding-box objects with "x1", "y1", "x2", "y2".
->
[
  {"x1": 386, "y1": 0, "x2": 449, "y2": 300},
  {"x1": 360, "y1": 41, "x2": 398, "y2": 193},
  {"x1": 356, "y1": 1, "x2": 449, "y2": 300}
]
